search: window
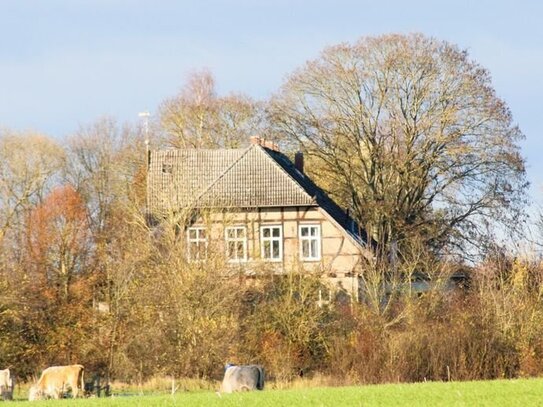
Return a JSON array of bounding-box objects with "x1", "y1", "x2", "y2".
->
[
  {"x1": 187, "y1": 227, "x2": 207, "y2": 261},
  {"x1": 225, "y1": 226, "x2": 247, "y2": 262},
  {"x1": 299, "y1": 225, "x2": 321, "y2": 261},
  {"x1": 260, "y1": 225, "x2": 282, "y2": 261},
  {"x1": 162, "y1": 163, "x2": 173, "y2": 174}
]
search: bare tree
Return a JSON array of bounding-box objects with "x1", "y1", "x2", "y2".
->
[
  {"x1": 65, "y1": 117, "x2": 144, "y2": 235},
  {"x1": 0, "y1": 131, "x2": 65, "y2": 245},
  {"x1": 270, "y1": 33, "x2": 528, "y2": 261},
  {"x1": 63, "y1": 117, "x2": 148, "y2": 378},
  {"x1": 159, "y1": 70, "x2": 266, "y2": 149}
]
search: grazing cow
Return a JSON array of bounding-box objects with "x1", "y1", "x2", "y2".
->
[
  {"x1": 220, "y1": 364, "x2": 265, "y2": 393},
  {"x1": 0, "y1": 368, "x2": 14, "y2": 400},
  {"x1": 29, "y1": 364, "x2": 84, "y2": 401}
]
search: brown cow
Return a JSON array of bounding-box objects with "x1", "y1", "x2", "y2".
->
[
  {"x1": 0, "y1": 368, "x2": 14, "y2": 400},
  {"x1": 29, "y1": 364, "x2": 84, "y2": 401}
]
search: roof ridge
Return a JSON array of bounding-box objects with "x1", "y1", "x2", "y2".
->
[{"x1": 188, "y1": 145, "x2": 255, "y2": 207}]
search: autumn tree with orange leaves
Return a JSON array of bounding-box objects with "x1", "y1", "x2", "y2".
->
[
  {"x1": 26, "y1": 185, "x2": 91, "y2": 297},
  {"x1": 19, "y1": 185, "x2": 96, "y2": 368}
]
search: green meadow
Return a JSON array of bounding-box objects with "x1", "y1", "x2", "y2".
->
[{"x1": 11, "y1": 378, "x2": 543, "y2": 406}]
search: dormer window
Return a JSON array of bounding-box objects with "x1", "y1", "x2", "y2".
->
[{"x1": 162, "y1": 163, "x2": 173, "y2": 174}]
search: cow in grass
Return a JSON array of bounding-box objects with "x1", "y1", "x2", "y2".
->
[
  {"x1": 29, "y1": 364, "x2": 85, "y2": 400},
  {"x1": 220, "y1": 364, "x2": 265, "y2": 393},
  {"x1": 0, "y1": 368, "x2": 14, "y2": 400}
]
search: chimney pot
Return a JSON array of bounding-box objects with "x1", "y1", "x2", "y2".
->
[
  {"x1": 250, "y1": 136, "x2": 279, "y2": 152},
  {"x1": 250, "y1": 136, "x2": 261, "y2": 145},
  {"x1": 264, "y1": 140, "x2": 280, "y2": 151}
]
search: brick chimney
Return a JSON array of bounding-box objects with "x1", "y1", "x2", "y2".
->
[
  {"x1": 294, "y1": 151, "x2": 304, "y2": 174},
  {"x1": 249, "y1": 136, "x2": 261, "y2": 146},
  {"x1": 250, "y1": 136, "x2": 279, "y2": 152}
]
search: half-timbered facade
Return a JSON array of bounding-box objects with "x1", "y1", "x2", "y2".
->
[{"x1": 146, "y1": 138, "x2": 373, "y2": 299}]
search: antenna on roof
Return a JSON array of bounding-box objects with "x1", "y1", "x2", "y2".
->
[
  {"x1": 139, "y1": 111, "x2": 151, "y2": 169},
  {"x1": 138, "y1": 110, "x2": 151, "y2": 141}
]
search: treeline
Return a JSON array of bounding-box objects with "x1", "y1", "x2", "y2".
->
[{"x1": 1, "y1": 33, "x2": 541, "y2": 385}]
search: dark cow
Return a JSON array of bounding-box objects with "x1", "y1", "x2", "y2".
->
[
  {"x1": 0, "y1": 368, "x2": 14, "y2": 400},
  {"x1": 220, "y1": 364, "x2": 265, "y2": 393}
]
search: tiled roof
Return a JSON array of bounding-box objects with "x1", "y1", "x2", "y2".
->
[
  {"x1": 147, "y1": 145, "x2": 315, "y2": 211},
  {"x1": 147, "y1": 144, "x2": 369, "y2": 246},
  {"x1": 148, "y1": 148, "x2": 243, "y2": 211},
  {"x1": 197, "y1": 146, "x2": 317, "y2": 207}
]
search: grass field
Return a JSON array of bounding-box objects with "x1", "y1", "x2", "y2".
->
[{"x1": 11, "y1": 378, "x2": 543, "y2": 406}]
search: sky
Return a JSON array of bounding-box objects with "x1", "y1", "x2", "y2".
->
[{"x1": 1, "y1": 0, "x2": 542, "y2": 203}]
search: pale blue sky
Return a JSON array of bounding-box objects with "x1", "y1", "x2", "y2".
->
[{"x1": 1, "y1": 0, "x2": 542, "y2": 202}]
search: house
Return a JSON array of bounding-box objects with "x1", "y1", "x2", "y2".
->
[{"x1": 146, "y1": 137, "x2": 374, "y2": 300}]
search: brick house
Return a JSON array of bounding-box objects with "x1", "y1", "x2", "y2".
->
[{"x1": 146, "y1": 137, "x2": 373, "y2": 300}]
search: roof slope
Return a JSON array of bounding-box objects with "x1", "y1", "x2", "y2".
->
[
  {"x1": 147, "y1": 145, "x2": 315, "y2": 212},
  {"x1": 147, "y1": 144, "x2": 369, "y2": 246},
  {"x1": 147, "y1": 148, "x2": 246, "y2": 212},
  {"x1": 197, "y1": 145, "x2": 316, "y2": 207},
  {"x1": 264, "y1": 148, "x2": 371, "y2": 246}
]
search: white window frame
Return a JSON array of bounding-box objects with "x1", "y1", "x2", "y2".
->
[
  {"x1": 260, "y1": 225, "x2": 283, "y2": 262},
  {"x1": 225, "y1": 226, "x2": 248, "y2": 263},
  {"x1": 187, "y1": 227, "x2": 207, "y2": 261},
  {"x1": 299, "y1": 224, "x2": 321, "y2": 261}
]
